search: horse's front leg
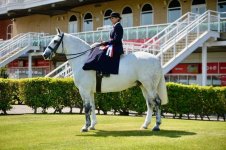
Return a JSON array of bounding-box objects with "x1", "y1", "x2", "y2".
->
[
  {"x1": 81, "y1": 102, "x2": 92, "y2": 132},
  {"x1": 80, "y1": 91, "x2": 97, "y2": 132},
  {"x1": 80, "y1": 89, "x2": 93, "y2": 132}
]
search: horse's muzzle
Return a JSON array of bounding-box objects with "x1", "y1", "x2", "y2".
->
[{"x1": 42, "y1": 49, "x2": 52, "y2": 60}]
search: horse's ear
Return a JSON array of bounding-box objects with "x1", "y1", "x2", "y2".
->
[{"x1": 56, "y1": 28, "x2": 61, "y2": 34}]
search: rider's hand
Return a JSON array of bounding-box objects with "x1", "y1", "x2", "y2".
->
[{"x1": 100, "y1": 41, "x2": 107, "y2": 46}]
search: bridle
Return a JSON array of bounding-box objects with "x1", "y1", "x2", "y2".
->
[{"x1": 47, "y1": 32, "x2": 94, "y2": 60}]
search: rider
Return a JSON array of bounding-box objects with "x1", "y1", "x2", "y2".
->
[
  {"x1": 101, "y1": 12, "x2": 124, "y2": 58},
  {"x1": 83, "y1": 12, "x2": 124, "y2": 77}
]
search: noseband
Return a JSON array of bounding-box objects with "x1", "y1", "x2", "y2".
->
[
  {"x1": 47, "y1": 33, "x2": 64, "y2": 53},
  {"x1": 47, "y1": 33, "x2": 94, "y2": 60}
]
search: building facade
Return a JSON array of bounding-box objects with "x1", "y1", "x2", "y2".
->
[{"x1": 0, "y1": 0, "x2": 226, "y2": 86}]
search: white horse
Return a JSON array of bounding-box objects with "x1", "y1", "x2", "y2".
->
[{"x1": 43, "y1": 29, "x2": 168, "y2": 132}]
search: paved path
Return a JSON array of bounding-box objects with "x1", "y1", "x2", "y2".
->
[
  {"x1": 1, "y1": 105, "x2": 82, "y2": 114},
  {"x1": 1, "y1": 105, "x2": 224, "y2": 122}
]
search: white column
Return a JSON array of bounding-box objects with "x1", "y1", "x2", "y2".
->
[
  {"x1": 202, "y1": 43, "x2": 207, "y2": 86},
  {"x1": 28, "y1": 54, "x2": 32, "y2": 78}
]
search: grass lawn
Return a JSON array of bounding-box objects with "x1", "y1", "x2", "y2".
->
[{"x1": 0, "y1": 114, "x2": 225, "y2": 150}]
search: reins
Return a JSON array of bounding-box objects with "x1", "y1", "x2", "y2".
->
[
  {"x1": 50, "y1": 32, "x2": 95, "y2": 60},
  {"x1": 60, "y1": 48, "x2": 94, "y2": 60}
]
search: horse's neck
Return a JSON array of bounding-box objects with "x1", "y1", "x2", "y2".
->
[{"x1": 64, "y1": 34, "x2": 90, "y2": 71}]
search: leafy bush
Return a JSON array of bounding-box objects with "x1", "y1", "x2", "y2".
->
[
  {"x1": 0, "y1": 79, "x2": 19, "y2": 114},
  {"x1": 19, "y1": 78, "x2": 52, "y2": 113},
  {"x1": 0, "y1": 78, "x2": 225, "y2": 121}
]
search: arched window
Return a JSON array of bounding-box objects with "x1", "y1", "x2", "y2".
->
[
  {"x1": 191, "y1": 0, "x2": 206, "y2": 14},
  {"x1": 83, "y1": 13, "x2": 93, "y2": 31},
  {"x1": 122, "y1": 6, "x2": 133, "y2": 27},
  {"x1": 141, "y1": 4, "x2": 153, "y2": 25},
  {"x1": 103, "y1": 9, "x2": 112, "y2": 26},
  {"x1": 218, "y1": 0, "x2": 226, "y2": 17},
  {"x1": 69, "y1": 15, "x2": 77, "y2": 22},
  {"x1": 168, "y1": 0, "x2": 181, "y2": 23},
  {"x1": 68, "y1": 15, "x2": 77, "y2": 33}
]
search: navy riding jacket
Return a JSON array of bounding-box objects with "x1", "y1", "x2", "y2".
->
[{"x1": 105, "y1": 22, "x2": 124, "y2": 56}]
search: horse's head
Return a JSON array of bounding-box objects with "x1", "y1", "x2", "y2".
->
[{"x1": 42, "y1": 28, "x2": 64, "y2": 60}]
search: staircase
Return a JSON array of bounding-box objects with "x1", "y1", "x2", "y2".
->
[
  {"x1": 156, "y1": 10, "x2": 220, "y2": 74},
  {"x1": 48, "y1": 10, "x2": 220, "y2": 78},
  {"x1": 45, "y1": 61, "x2": 72, "y2": 78},
  {"x1": 0, "y1": 32, "x2": 45, "y2": 68},
  {"x1": 123, "y1": 12, "x2": 199, "y2": 53}
]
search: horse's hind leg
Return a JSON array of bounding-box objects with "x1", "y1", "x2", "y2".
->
[
  {"x1": 152, "y1": 95, "x2": 161, "y2": 131},
  {"x1": 140, "y1": 86, "x2": 154, "y2": 129},
  {"x1": 89, "y1": 93, "x2": 97, "y2": 130}
]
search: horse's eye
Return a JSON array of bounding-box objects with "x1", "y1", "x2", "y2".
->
[{"x1": 54, "y1": 40, "x2": 58, "y2": 43}]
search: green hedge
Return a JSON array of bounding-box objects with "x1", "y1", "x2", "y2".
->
[
  {"x1": 0, "y1": 79, "x2": 18, "y2": 114},
  {"x1": 19, "y1": 78, "x2": 82, "y2": 114},
  {"x1": 0, "y1": 78, "x2": 225, "y2": 121},
  {"x1": 164, "y1": 83, "x2": 226, "y2": 120}
]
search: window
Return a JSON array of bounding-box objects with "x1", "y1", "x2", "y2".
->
[
  {"x1": 104, "y1": 9, "x2": 112, "y2": 26},
  {"x1": 218, "y1": 0, "x2": 226, "y2": 17},
  {"x1": 179, "y1": 75, "x2": 188, "y2": 84},
  {"x1": 168, "y1": 0, "x2": 181, "y2": 23},
  {"x1": 188, "y1": 75, "x2": 197, "y2": 85},
  {"x1": 141, "y1": 4, "x2": 153, "y2": 25},
  {"x1": 68, "y1": 15, "x2": 77, "y2": 33},
  {"x1": 83, "y1": 13, "x2": 93, "y2": 31},
  {"x1": 191, "y1": 0, "x2": 206, "y2": 14},
  {"x1": 213, "y1": 75, "x2": 221, "y2": 86},
  {"x1": 122, "y1": 6, "x2": 133, "y2": 27}
]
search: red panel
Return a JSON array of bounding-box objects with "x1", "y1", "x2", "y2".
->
[
  {"x1": 36, "y1": 60, "x2": 50, "y2": 66},
  {"x1": 171, "y1": 64, "x2": 199, "y2": 74},
  {"x1": 24, "y1": 60, "x2": 36, "y2": 67},
  {"x1": 207, "y1": 63, "x2": 218, "y2": 74},
  {"x1": 8, "y1": 60, "x2": 19, "y2": 67},
  {"x1": 219, "y1": 63, "x2": 226, "y2": 74}
]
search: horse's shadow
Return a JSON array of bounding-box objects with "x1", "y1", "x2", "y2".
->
[{"x1": 78, "y1": 129, "x2": 196, "y2": 138}]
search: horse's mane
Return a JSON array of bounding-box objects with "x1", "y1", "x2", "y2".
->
[{"x1": 66, "y1": 33, "x2": 91, "y2": 47}]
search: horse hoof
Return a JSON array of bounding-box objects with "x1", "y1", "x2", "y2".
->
[
  {"x1": 140, "y1": 126, "x2": 148, "y2": 130},
  {"x1": 152, "y1": 126, "x2": 160, "y2": 131},
  {"x1": 89, "y1": 127, "x2": 95, "y2": 130},
  {"x1": 81, "y1": 128, "x2": 88, "y2": 132}
]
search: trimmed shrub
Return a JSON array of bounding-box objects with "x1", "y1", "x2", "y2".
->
[
  {"x1": 19, "y1": 78, "x2": 52, "y2": 113},
  {"x1": 0, "y1": 77, "x2": 224, "y2": 120},
  {"x1": 0, "y1": 79, "x2": 19, "y2": 114}
]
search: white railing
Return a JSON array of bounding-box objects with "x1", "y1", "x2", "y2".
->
[
  {"x1": 157, "y1": 10, "x2": 220, "y2": 67},
  {"x1": 0, "y1": 32, "x2": 44, "y2": 57},
  {"x1": 143, "y1": 12, "x2": 198, "y2": 47},
  {"x1": 40, "y1": 23, "x2": 170, "y2": 48},
  {"x1": 123, "y1": 12, "x2": 199, "y2": 53},
  {"x1": 8, "y1": 66, "x2": 50, "y2": 78},
  {"x1": 45, "y1": 61, "x2": 72, "y2": 78},
  {"x1": 0, "y1": 33, "x2": 24, "y2": 47},
  {"x1": 0, "y1": 32, "x2": 46, "y2": 68},
  {"x1": 69, "y1": 23, "x2": 170, "y2": 44}
]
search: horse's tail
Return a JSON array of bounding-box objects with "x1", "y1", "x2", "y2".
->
[{"x1": 157, "y1": 72, "x2": 168, "y2": 105}]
